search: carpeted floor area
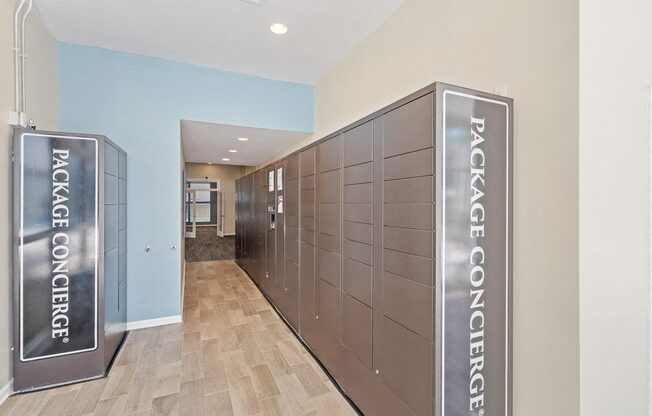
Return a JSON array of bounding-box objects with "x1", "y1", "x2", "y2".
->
[{"x1": 185, "y1": 227, "x2": 235, "y2": 262}]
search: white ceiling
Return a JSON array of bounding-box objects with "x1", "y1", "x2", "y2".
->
[
  {"x1": 35, "y1": 0, "x2": 406, "y2": 84},
  {"x1": 181, "y1": 120, "x2": 310, "y2": 166}
]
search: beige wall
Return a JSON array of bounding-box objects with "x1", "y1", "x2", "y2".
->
[
  {"x1": 0, "y1": 1, "x2": 58, "y2": 393},
  {"x1": 295, "y1": 0, "x2": 580, "y2": 414},
  {"x1": 185, "y1": 163, "x2": 247, "y2": 235},
  {"x1": 579, "y1": 0, "x2": 652, "y2": 414}
]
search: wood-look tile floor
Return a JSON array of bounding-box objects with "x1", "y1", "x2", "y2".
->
[{"x1": 0, "y1": 260, "x2": 357, "y2": 416}]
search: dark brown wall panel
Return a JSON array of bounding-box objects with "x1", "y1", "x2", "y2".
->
[
  {"x1": 300, "y1": 147, "x2": 316, "y2": 176},
  {"x1": 381, "y1": 317, "x2": 432, "y2": 416},
  {"x1": 318, "y1": 136, "x2": 341, "y2": 173},
  {"x1": 318, "y1": 249, "x2": 341, "y2": 288},
  {"x1": 286, "y1": 213, "x2": 299, "y2": 227},
  {"x1": 382, "y1": 271, "x2": 432, "y2": 340},
  {"x1": 342, "y1": 258, "x2": 372, "y2": 306},
  {"x1": 383, "y1": 176, "x2": 433, "y2": 204},
  {"x1": 383, "y1": 249, "x2": 433, "y2": 286},
  {"x1": 300, "y1": 242, "x2": 315, "y2": 315},
  {"x1": 343, "y1": 162, "x2": 373, "y2": 185},
  {"x1": 382, "y1": 93, "x2": 433, "y2": 158},
  {"x1": 287, "y1": 154, "x2": 300, "y2": 180},
  {"x1": 343, "y1": 121, "x2": 373, "y2": 167},
  {"x1": 383, "y1": 148, "x2": 434, "y2": 180},
  {"x1": 318, "y1": 203, "x2": 340, "y2": 236},
  {"x1": 343, "y1": 203, "x2": 372, "y2": 224},
  {"x1": 342, "y1": 221, "x2": 372, "y2": 245},
  {"x1": 343, "y1": 183, "x2": 372, "y2": 204},
  {"x1": 318, "y1": 171, "x2": 340, "y2": 202},
  {"x1": 318, "y1": 234, "x2": 340, "y2": 254},
  {"x1": 342, "y1": 294, "x2": 372, "y2": 369},
  {"x1": 284, "y1": 262, "x2": 299, "y2": 329},
  {"x1": 314, "y1": 280, "x2": 342, "y2": 380},
  {"x1": 300, "y1": 213, "x2": 315, "y2": 231},
  {"x1": 301, "y1": 174, "x2": 315, "y2": 190},
  {"x1": 343, "y1": 239, "x2": 372, "y2": 266},
  {"x1": 300, "y1": 229, "x2": 315, "y2": 246},
  {"x1": 342, "y1": 351, "x2": 418, "y2": 416},
  {"x1": 383, "y1": 203, "x2": 433, "y2": 230},
  {"x1": 383, "y1": 227, "x2": 433, "y2": 258},
  {"x1": 286, "y1": 228, "x2": 299, "y2": 263}
]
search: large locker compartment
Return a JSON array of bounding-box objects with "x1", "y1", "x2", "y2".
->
[{"x1": 236, "y1": 83, "x2": 513, "y2": 416}]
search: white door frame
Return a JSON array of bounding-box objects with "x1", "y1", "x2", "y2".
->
[{"x1": 186, "y1": 179, "x2": 225, "y2": 237}]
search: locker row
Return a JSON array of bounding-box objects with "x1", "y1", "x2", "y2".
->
[{"x1": 236, "y1": 87, "x2": 436, "y2": 416}]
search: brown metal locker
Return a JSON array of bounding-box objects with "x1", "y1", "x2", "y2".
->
[
  {"x1": 376, "y1": 93, "x2": 434, "y2": 416},
  {"x1": 254, "y1": 169, "x2": 267, "y2": 285},
  {"x1": 235, "y1": 83, "x2": 513, "y2": 416},
  {"x1": 299, "y1": 146, "x2": 318, "y2": 348},
  {"x1": 314, "y1": 136, "x2": 343, "y2": 380},
  {"x1": 281, "y1": 154, "x2": 300, "y2": 329},
  {"x1": 340, "y1": 121, "x2": 375, "y2": 409},
  {"x1": 263, "y1": 165, "x2": 277, "y2": 300}
]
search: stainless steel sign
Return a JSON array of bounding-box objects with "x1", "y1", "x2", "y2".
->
[
  {"x1": 440, "y1": 88, "x2": 511, "y2": 416},
  {"x1": 19, "y1": 132, "x2": 99, "y2": 361}
]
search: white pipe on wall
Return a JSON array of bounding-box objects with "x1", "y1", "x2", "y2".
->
[
  {"x1": 12, "y1": 0, "x2": 33, "y2": 127},
  {"x1": 13, "y1": 0, "x2": 27, "y2": 121},
  {"x1": 20, "y1": 0, "x2": 33, "y2": 119}
]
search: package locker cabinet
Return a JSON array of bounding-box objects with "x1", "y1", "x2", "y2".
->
[
  {"x1": 236, "y1": 83, "x2": 513, "y2": 416},
  {"x1": 12, "y1": 129, "x2": 128, "y2": 392}
]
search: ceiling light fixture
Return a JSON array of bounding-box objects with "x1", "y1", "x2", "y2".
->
[
  {"x1": 270, "y1": 23, "x2": 288, "y2": 35},
  {"x1": 228, "y1": 149, "x2": 237, "y2": 153},
  {"x1": 222, "y1": 158, "x2": 230, "y2": 161},
  {"x1": 238, "y1": 137, "x2": 249, "y2": 142}
]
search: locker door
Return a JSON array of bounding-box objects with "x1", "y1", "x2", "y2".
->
[
  {"x1": 235, "y1": 178, "x2": 242, "y2": 260},
  {"x1": 264, "y1": 166, "x2": 276, "y2": 298},
  {"x1": 340, "y1": 121, "x2": 375, "y2": 406},
  {"x1": 282, "y1": 154, "x2": 300, "y2": 330},
  {"x1": 299, "y1": 146, "x2": 318, "y2": 348},
  {"x1": 314, "y1": 136, "x2": 343, "y2": 380},
  {"x1": 377, "y1": 93, "x2": 435, "y2": 416},
  {"x1": 254, "y1": 169, "x2": 267, "y2": 286}
]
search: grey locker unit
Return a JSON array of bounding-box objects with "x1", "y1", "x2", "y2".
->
[
  {"x1": 236, "y1": 83, "x2": 513, "y2": 416},
  {"x1": 103, "y1": 140, "x2": 128, "y2": 369},
  {"x1": 12, "y1": 129, "x2": 128, "y2": 392},
  {"x1": 281, "y1": 155, "x2": 301, "y2": 329},
  {"x1": 314, "y1": 136, "x2": 343, "y2": 381},
  {"x1": 264, "y1": 164, "x2": 276, "y2": 298}
]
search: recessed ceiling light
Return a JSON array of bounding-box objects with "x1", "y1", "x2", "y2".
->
[
  {"x1": 228, "y1": 149, "x2": 237, "y2": 153},
  {"x1": 270, "y1": 23, "x2": 288, "y2": 35},
  {"x1": 238, "y1": 137, "x2": 249, "y2": 142},
  {"x1": 222, "y1": 158, "x2": 230, "y2": 161}
]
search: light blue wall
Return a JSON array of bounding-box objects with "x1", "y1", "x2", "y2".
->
[{"x1": 59, "y1": 43, "x2": 313, "y2": 322}]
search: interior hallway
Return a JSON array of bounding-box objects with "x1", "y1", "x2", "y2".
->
[{"x1": 0, "y1": 261, "x2": 356, "y2": 416}]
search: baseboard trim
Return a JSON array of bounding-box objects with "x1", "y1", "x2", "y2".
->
[
  {"x1": 126, "y1": 315, "x2": 182, "y2": 331},
  {"x1": 0, "y1": 378, "x2": 13, "y2": 406}
]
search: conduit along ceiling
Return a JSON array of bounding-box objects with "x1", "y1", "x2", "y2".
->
[
  {"x1": 35, "y1": 0, "x2": 407, "y2": 84},
  {"x1": 181, "y1": 120, "x2": 310, "y2": 166}
]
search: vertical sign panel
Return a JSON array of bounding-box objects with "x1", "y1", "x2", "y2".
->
[
  {"x1": 440, "y1": 88, "x2": 511, "y2": 416},
  {"x1": 19, "y1": 132, "x2": 99, "y2": 361}
]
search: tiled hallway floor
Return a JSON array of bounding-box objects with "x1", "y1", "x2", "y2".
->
[{"x1": 0, "y1": 260, "x2": 357, "y2": 416}]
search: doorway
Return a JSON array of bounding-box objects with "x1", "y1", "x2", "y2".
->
[{"x1": 184, "y1": 179, "x2": 234, "y2": 261}]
